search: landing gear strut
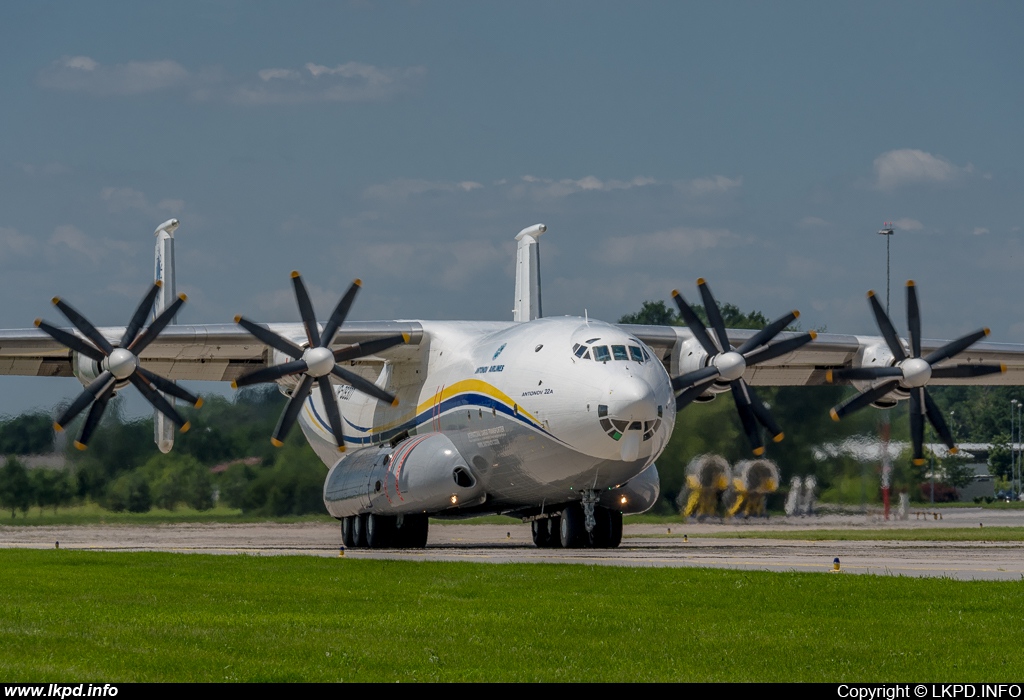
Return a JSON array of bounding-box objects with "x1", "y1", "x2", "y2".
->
[{"x1": 555, "y1": 497, "x2": 622, "y2": 549}]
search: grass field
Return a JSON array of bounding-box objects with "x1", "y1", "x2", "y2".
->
[{"x1": 1, "y1": 549, "x2": 1022, "y2": 682}]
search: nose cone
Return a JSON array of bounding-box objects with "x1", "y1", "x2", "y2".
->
[{"x1": 606, "y1": 376, "x2": 659, "y2": 423}]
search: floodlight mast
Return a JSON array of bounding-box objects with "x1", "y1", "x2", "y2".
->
[{"x1": 878, "y1": 223, "x2": 895, "y2": 316}]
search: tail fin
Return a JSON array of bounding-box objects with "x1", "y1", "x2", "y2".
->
[
  {"x1": 513, "y1": 223, "x2": 546, "y2": 322},
  {"x1": 153, "y1": 218, "x2": 179, "y2": 453}
]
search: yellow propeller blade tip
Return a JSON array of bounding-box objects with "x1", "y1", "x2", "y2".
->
[
  {"x1": 984, "y1": 328, "x2": 991, "y2": 336},
  {"x1": 1001, "y1": 363, "x2": 1007, "y2": 373},
  {"x1": 178, "y1": 293, "x2": 188, "y2": 302},
  {"x1": 950, "y1": 446, "x2": 959, "y2": 455},
  {"x1": 354, "y1": 278, "x2": 362, "y2": 287},
  {"x1": 825, "y1": 370, "x2": 834, "y2": 383},
  {"x1": 155, "y1": 279, "x2": 163, "y2": 288},
  {"x1": 290, "y1": 270, "x2": 301, "y2": 278},
  {"x1": 230, "y1": 381, "x2": 238, "y2": 390},
  {"x1": 867, "y1": 290, "x2": 875, "y2": 298},
  {"x1": 180, "y1": 422, "x2": 191, "y2": 434},
  {"x1": 792, "y1": 310, "x2": 800, "y2": 319},
  {"x1": 271, "y1": 438, "x2": 284, "y2": 448},
  {"x1": 753, "y1": 446, "x2": 765, "y2": 456},
  {"x1": 391, "y1": 397, "x2": 400, "y2": 407},
  {"x1": 671, "y1": 289, "x2": 680, "y2": 297},
  {"x1": 830, "y1": 408, "x2": 840, "y2": 422},
  {"x1": 402, "y1": 332, "x2": 411, "y2": 343},
  {"x1": 233, "y1": 315, "x2": 242, "y2": 323},
  {"x1": 194, "y1": 397, "x2": 204, "y2": 409},
  {"x1": 907, "y1": 280, "x2": 915, "y2": 287},
  {"x1": 773, "y1": 432, "x2": 785, "y2": 443},
  {"x1": 337, "y1": 445, "x2": 346, "y2": 453},
  {"x1": 809, "y1": 331, "x2": 818, "y2": 340},
  {"x1": 33, "y1": 318, "x2": 42, "y2": 327},
  {"x1": 913, "y1": 458, "x2": 926, "y2": 466},
  {"x1": 51, "y1": 297, "x2": 61, "y2": 305},
  {"x1": 696, "y1": 278, "x2": 706, "y2": 286},
  {"x1": 52, "y1": 422, "x2": 64, "y2": 433},
  {"x1": 74, "y1": 441, "x2": 87, "y2": 451}
]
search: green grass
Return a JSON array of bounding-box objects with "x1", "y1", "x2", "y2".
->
[
  {"x1": 1, "y1": 550, "x2": 1022, "y2": 681},
  {"x1": 630, "y1": 527, "x2": 1024, "y2": 542},
  {"x1": 0, "y1": 503, "x2": 337, "y2": 526}
]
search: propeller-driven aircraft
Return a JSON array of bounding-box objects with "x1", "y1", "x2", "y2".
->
[{"x1": 2, "y1": 219, "x2": 1022, "y2": 548}]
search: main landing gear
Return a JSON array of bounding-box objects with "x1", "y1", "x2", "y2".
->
[
  {"x1": 341, "y1": 513, "x2": 429, "y2": 549},
  {"x1": 532, "y1": 500, "x2": 623, "y2": 549}
]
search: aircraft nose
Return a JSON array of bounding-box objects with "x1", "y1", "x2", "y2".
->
[{"x1": 605, "y1": 376, "x2": 659, "y2": 422}]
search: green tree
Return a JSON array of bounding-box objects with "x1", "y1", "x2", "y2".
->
[
  {"x1": 0, "y1": 413, "x2": 55, "y2": 454},
  {"x1": 0, "y1": 457, "x2": 34, "y2": 518},
  {"x1": 141, "y1": 453, "x2": 214, "y2": 511},
  {"x1": 105, "y1": 471, "x2": 152, "y2": 513}
]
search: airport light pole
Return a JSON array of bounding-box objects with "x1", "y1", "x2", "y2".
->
[
  {"x1": 1012, "y1": 399, "x2": 1019, "y2": 498},
  {"x1": 878, "y1": 223, "x2": 896, "y2": 511},
  {"x1": 878, "y1": 223, "x2": 895, "y2": 315}
]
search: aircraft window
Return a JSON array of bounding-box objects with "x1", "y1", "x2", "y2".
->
[
  {"x1": 574, "y1": 345, "x2": 588, "y2": 358},
  {"x1": 629, "y1": 346, "x2": 644, "y2": 362},
  {"x1": 642, "y1": 347, "x2": 651, "y2": 361},
  {"x1": 585, "y1": 338, "x2": 601, "y2": 344},
  {"x1": 597, "y1": 405, "x2": 608, "y2": 417},
  {"x1": 593, "y1": 346, "x2": 611, "y2": 362},
  {"x1": 612, "y1": 345, "x2": 628, "y2": 361}
]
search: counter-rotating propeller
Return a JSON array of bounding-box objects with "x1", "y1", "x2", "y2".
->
[
  {"x1": 35, "y1": 282, "x2": 203, "y2": 450},
  {"x1": 232, "y1": 273, "x2": 407, "y2": 452},
  {"x1": 671, "y1": 279, "x2": 817, "y2": 455},
  {"x1": 827, "y1": 281, "x2": 1004, "y2": 465}
]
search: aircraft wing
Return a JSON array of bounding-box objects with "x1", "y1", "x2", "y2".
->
[
  {"x1": 620, "y1": 324, "x2": 1024, "y2": 386},
  {"x1": 0, "y1": 321, "x2": 425, "y2": 383}
]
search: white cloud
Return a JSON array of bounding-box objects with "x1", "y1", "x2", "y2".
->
[
  {"x1": 38, "y1": 56, "x2": 189, "y2": 95},
  {"x1": 674, "y1": 175, "x2": 742, "y2": 198},
  {"x1": 0, "y1": 227, "x2": 36, "y2": 260},
  {"x1": 48, "y1": 225, "x2": 102, "y2": 264},
  {"x1": 799, "y1": 216, "x2": 831, "y2": 228},
  {"x1": 893, "y1": 218, "x2": 923, "y2": 231},
  {"x1": 158, "y1": 199, "x2": 186, "y2": 214},
  {"x1": 18, "y1": 162, "x2": 69, "y2": 177},
  {"x1": 233, "y1": 61, "x2": 426, "y2": 104},
  {"x1": 972, "y1": 227, "x2": 989, "y2": 236},
  {"x1": 101, "y1": 187, "x2": 149, "y2": 212},
  {"x1": 513, "y1": 175, "x2": 657, "y2": 199},
  {"x1": 593, "y1": 227, "x2": 737, "y2": 266},
  {"x1": 873, "y1": 149, "x2": 963, "y2": 191},
  {"x1": 362, "y1": 179, "x2": 484, "y2": 201}
]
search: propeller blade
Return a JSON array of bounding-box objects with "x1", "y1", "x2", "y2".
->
[
  {"x1": 136, "y1": 366, "x2": 203, "y2": 407},
  {"x1": 907, "y1": 281, "x2": 921, "y2": 358},
  {"x1": 923, "y1": 388, "x2": 956, "y2": 451},
  {"x1": 922, "y1": 328, "x2": 990, "y2": 366},
  {"x1": 330, "y1": 364, "x2": 399, "y2": 406},
  {"x1": 909, "y1": 387, "x2": 926, "y2": 466},
  {"x1": 736, "y1": 310, "x2": 800, "y2": 356},
  {"x1": 291, "y1": 271, "x2": 321, "y2": 347},
  {"x1": 34, "y1": 320, "x2": 105, "y2": 362},
  {"x1": 333, "y1": 334, "x2": 409, "y2": 363},
  {"x1": 128, "y1": 294, "x2": 186, "y2": 354},
  {"x1": 867, "y1": 291, "x2": 907, "y2": 362},
  {"x1": 232, "y1": 359, "x2": 309, "y2": 389},
  {"x1": 54, "y1": 370, "x2": 116, "y2": 431},
  {"x1": 120, "y1": 281, "x2": 163, "y2": 349},
  {"x1": 674, "y1": 379, "x2": 716, "y2": 412},
  {"x1": 697, "y1": 278, "x2": 731, "y2": 353},
  {"x1": 730, "y1": 380, "x2": 764, "y2": 455},
  {"x1": 52, "y1": 297, "x2": 114, "y2": 356},
  {"x1": 129, "y1": 374, "x2": 190, "y2": 431},
  {"x1": 671, "y1": 365, "x2": 720, "y2": 392},
  {"x1": 743, "y1": 332, "x2": 817, "y2": 367},
  {"x1": 320, "y1": 280, "x2": 361, "y2": 350},
  {"x1": 235, "y1": 316, "x2": 304, "y2": 360},
  {"x1": 930, "y1": 363, "x2": 1006, "y2": 380},
  {"x1": 272, "y1": 374, "x2": 314, "y2": 446},
  {"x1": 826, "y1": 366, "x2": 904, "y2": 383},
  {"x1": 74, "y1": 381, "x2": 116, "y2": 451},
  {"x1": 743, "y1": 380, "x2": 785, "y2": 443},
  {"x1": 671, "y1": 290, "x2": 720, "y2": 356},
  {"x1": 317, "y1": 376, "x2": 346, "y2": 452},
  {"x1": 829, "y1": 379, "x2": 900, "y2": 422}
]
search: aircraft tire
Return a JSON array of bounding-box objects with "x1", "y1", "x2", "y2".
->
[
  {"x1": 366, "y1": 514, "x2": 395, "y2": 548},
  {"x1": 394, "y1": 513, "x2": 429, "y2": 548},
  {"x1": 559, "y1": 503, "x2": 586, "y2": 548},
  {"x1": 589, "y1": 507, "x2": 610, "y2": 548},
  {"x1": 531, "y1": 518, "x2": 557, "y2": 548},
  {"x1": 341, "y1": 516, "x2": 356, "y2": 548},
  {"x1": 352, "y1": 513, "x2": 369, "y2": 548},
  {"x1": 547, "y1": 516, "x2": 562, "y2": 547},
  {"x1": 606, "y1": 509, "x2": 623, "y2": 548}
]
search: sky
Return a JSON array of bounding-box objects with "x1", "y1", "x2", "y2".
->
[{"x1": 1, "y1": 1, "x2": 1023, "y2": 417}]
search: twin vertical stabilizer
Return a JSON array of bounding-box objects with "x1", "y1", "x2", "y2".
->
[
  {"x1": 153, "y1": 218, "x2": 179, "y2": 453},
  {"x1": 513, "y1": 223, "x2": 546, "y2": 322}
]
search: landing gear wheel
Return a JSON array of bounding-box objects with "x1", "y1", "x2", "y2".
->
[
  {"x1": 352, "y1": 513, "x2": 368, "y2": 548},
  {"x1": 531, "y1": 518, "x2": 557, "y2": 547},
  {"x1": 393, "y1": 514, "x2": 429, "y2": 548},
  {"x1": 559, "y1": 503, "x2": 587, "y2": 548},
  {"x1": 606, "y1": 509, "x2": 623, "y2": 548},
  {"x1": 548, "y1": 516, "x2": 562, "y2": 548},
  {"x1": 588, "y1": 507, "x2": 623, "y2": 548},
  {"x1": 366, "y1": 514, "x2": 395, "y2": 548},
  {"x1": 341, "y1": 516, "x2": 355, "y2": 548}
]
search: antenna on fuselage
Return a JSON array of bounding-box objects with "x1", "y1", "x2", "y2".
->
[{"x1": 513, "y1": 223, "x2": 546, "y2": 322}]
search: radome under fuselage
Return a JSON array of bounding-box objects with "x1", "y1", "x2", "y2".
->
[{"x1": 297, "y1": 316, "x2": 674, "y2": 517}]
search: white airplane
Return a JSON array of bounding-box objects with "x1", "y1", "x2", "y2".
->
[{"x1": 2, "y1": 219, "x2": 1023, "y2": 549}]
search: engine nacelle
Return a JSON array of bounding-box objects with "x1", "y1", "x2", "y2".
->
[
  {"x1": 600, "y1": 463, "x2": 660, "y2": 514},
  {"x1": 671, "y1": 337, "x2": 727, "y2": 400},
  {"x1": 323, "y1": 433, "x2": 484, "y2": 518},
  {"x1": 849, "y1": 340, "x2": 905, "y2": 407}
]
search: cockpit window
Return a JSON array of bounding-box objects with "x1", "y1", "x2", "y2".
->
[
  {"x1": 592, "y1": 345, "x2": 611, "y2": 362},
  {"x1": 612, "y1": 345, "x2": 628, "y2": 361},
  {"x1": 572, "y1": 338, "x2": 648, "y2": 363},
  {"x1": 629, "y1": 346, "x2": 644, "y2": 362}
]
